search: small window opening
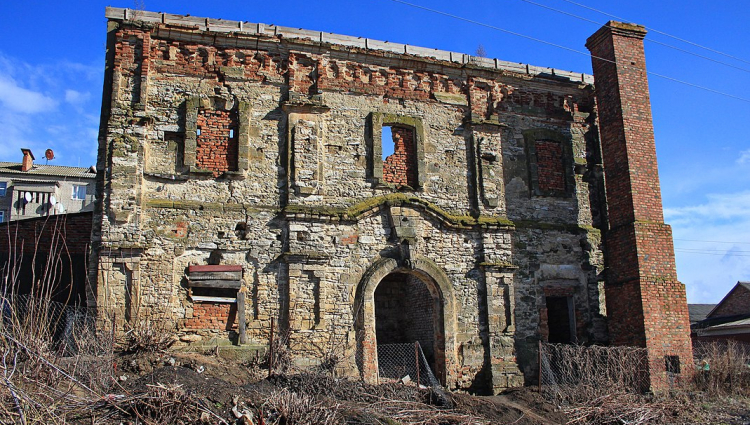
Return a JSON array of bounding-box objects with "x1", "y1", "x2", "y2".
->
[
  {"x1": 229, "y1": 128, "x2": 235, "y2": 139},
  {"x1": 665, "y1": 355, "x2": 681, "y2": 374},
  {"x1": 192, "y1": 287, "x2": 237, "y2": 299},
  {"x1": 382, "y1": 125, "x2": 417, "y2": 187},
  {"x1": 381, "y1": 126, "x2": 394, "y2": 161},
  {"x1": 196, "y1": 127, "x2": 202, "y2": 136}
]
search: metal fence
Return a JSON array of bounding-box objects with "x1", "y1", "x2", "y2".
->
[
  {"x1": 2, "y1": 294, "x2": 97, "y2": 356},
  {"x1": 540, "y1": 342, "x2": 649, "y2": 404},
  {"x1": 377, "y1": 342, "x2": 440, "y2": 388},
  {"x1": 377, "y1": 342, "x2": 451, "y2": 406}
]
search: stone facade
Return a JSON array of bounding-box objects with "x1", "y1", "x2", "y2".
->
[{"x1": 90, "y1": 8, "x2": 691, "y2": 393}]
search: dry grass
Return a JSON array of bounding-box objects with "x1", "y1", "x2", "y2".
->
[{"x1": 692, "y1": 340, "x2": 750, "y2": 397}]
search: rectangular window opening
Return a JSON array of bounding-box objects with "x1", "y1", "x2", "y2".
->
[
  {"x1": 72, "y1": 185, "x2": 87, "y2": 200},
  {"x1": 665, "y1": 355, "x2": 681, "y2": 374},
  {"x1": 0, "y1": 182, "x2": 6, "y2": 197},
  {"x1": 382, "y1": 125, "x2": 417, "y2": 188},
  {"x1": 229, "y1": 128, "x2": 235, "y2": 139},
  {"x1": 381, "y1": 125, "x2": 394, "y2": 161},
  {"x1": 0, "y1": 210, "x2": 5, "y2": 223}
]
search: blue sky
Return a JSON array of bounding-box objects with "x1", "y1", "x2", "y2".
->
[{"x1": 1, "y1": 0, "x2": 748, "y2": 303}]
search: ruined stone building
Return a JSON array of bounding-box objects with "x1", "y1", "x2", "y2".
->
[{"x1": 92, "y1": 7, "x2": 692, "y2": 392}]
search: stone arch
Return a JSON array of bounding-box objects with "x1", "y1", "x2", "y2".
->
[{"x1": 354, "y1": 255, "x2": 456, "y2": 385}]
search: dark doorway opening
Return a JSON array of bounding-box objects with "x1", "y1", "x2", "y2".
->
[
  {"x1": 374, "y1": 271, "x2": 444, "y2": 383},
  {"x1": 546, "y1": 296, "x2": 576, "y2": 343}
]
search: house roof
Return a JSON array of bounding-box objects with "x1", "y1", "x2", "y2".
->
[
  {"x1": 707, "y1": 281, "x2": 750, "y2": 319},
  {"x1": 689, "y1": 304, "x2": 717, "y2": 324},
  {"x1": 0, "y1": 162, "x2": 96, "y2": 179},
  {"x1": 697, "y1": 316, "x2": 750, "y2": 337}
]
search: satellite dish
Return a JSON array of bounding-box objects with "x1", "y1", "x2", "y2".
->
[
  {"x1": 49, "y1": 195, "x2": 57, "y2": 205},
  {"x1": 45, "y1": 149, "x2": 55, "y2": 161},
  {"x1": 56, "y1": 204, "x2": 65, "y2": 214},
  {"x1": 24, "y1": 192, "x2": 32, "y2": 202}
]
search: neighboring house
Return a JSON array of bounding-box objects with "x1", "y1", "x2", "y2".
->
[
  {"x1": 693, "y1": 282, "x2": 750, "y2": 343},
  {"x1": 0, "y1": 149, "x2": 96, "y2": 222}
]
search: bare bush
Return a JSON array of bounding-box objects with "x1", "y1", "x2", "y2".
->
[
  {"x1": 366, "y1": 399, "x2": 487, "y2": 425},
  {"x1": 267, "y1": 327, "x2": 293, "y2": 375},
  {"x1": 564, "y1": 392, "x2": 680, "y2": 425},
  {"x1": 540, "y1": 343, "x2": 649, "y2": 405},
  {"x1": 110, "y1": 383, "x2": 227, "y2": 424},
  {"x1": 693, "y1": 340, "x2": 750, "y2": 397},
  {"x1": 265, "y1": 388, "x2": 340, "y2": 425},
  {"x1": 121, "y1": 311, "x2": 177, "y2": 353},
  {"x1": 0, "y1": 297, "x2": 115, "y2": 424}
]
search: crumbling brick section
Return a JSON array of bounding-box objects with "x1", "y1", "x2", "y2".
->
[
  {"x1": 195, "y1": 109, "x2": 238, "y2": 176},
  {"x1": 535, "y1": 140, "x2": 565, "y2": 192},
  {"x1": 383, "y1": 127, "x2": 417, "y2": 187},
  {"x1": 587, "y1": 21, "x2": 693, "y2": 391},
  {"x1": 185, "y1": 302, "x2": 237, "y2": 331}
]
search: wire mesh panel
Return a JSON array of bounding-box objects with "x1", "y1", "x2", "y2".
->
[
  {"x1": 377, "y1": 342, "x2": 440, "y2": 388},
  {"x1": 2, "y1": 294, "x2": 96, "y2": 355},
  {"x1": 540, "y1": 343, "x2": 649, "y2": 404}
]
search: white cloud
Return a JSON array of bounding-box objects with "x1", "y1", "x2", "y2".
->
[
  {"x1": 665, "y1": 191, "x2": 750, "y2": 304},
  {"x1": 0, "y1": 75, "x2": 57, "y2": 114},
  {"x1": 64, "y1": 89, "x2": 90, "y2": 105},
  {"x1": 0, "y1": 51, "x2": 100, "y2": 167},
  {"x1": 738, "y1": 149, "x2": 750, "y2": 165}
]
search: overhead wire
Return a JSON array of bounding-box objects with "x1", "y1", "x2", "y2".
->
[
  {"x1": 556, "y1": 0, "x2": 750, "y2": 67},
  {"x1": 385, "y1": 0, "x2": 750, "y2": 103},
  {"x1": 675, "y1": 250, "x2": 750, "y2": 257},
  {"x1": 517, "y1": 0, "x2": 750, "y2": 75},
  {"x1": 675, "y1": 238, "x2": 750, "y2": 245}
]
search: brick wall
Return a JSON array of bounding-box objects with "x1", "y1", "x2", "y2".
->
[
  {"x1": 711, "y1": 285, "x2": 750, "y2": 318},
  {"x1": 0, "y1": 212, "x2": 92, "y2": 304},
  {"x1": 383, "y1": 127, "x2": 418, "y2": 187},
  {"x1": 587, "y1": 22, "x2": 693, "y2": 390},
  {"x1": 195, "y1": 109, "x2": 238, "y2": 176},
  {"x1": 185, "y1": 302, "x2": 238, "y2": 330},
  {"x1": 535, "y1": 140, "x2": 565, "y2": 192},
  {"x1": 0, "y1": 212, "x2": 92, "y2": 255}
]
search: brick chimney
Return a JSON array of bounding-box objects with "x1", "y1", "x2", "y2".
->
[
  {"x1": 586, "y1": 22, "x2": 693, "y2": 390},
  {"x1": 21, "y1": 148, "x2": 35, "y2": 172}
]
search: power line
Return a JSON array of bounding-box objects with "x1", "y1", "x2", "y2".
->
[
  {"x1": 675, "y1": 247, "x2": 750, "y2": 254},
  {"x1": 675, "y1": 249, "x2": 750, "y2": 257},
  {"x1": 517, "y1": 0, "x2": 750, "y2": 75},
  {"x1": 385, "y1": 0, "x2": 750, "y2": 104},
  {"x1": 675, "y1": 238, "x2": 750, "y2": 245},
  {"x1": 556, "y1": 0, "x2": 750, "y2": 67}
]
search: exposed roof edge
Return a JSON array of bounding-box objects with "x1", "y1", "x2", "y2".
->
[{"x1": 105, "y1": 6, "x2": 594, "y2": 85}]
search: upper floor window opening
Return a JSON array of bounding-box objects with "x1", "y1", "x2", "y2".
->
[
  {"x1": 382, "y1": 125, "x2": 418, "y2": 188},
  {"x1": 370, "y1": 113, "x2": 426, "y2": 190},
  {"x1": 72, "y1": 185, "x2": 87, "y2": 200}
]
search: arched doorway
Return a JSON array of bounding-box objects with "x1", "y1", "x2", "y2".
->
[
  {"x1": 354, "y1": 257, "x2": 454, "y2": 386},
  {"x1": 374, "y1": 271, "x2": 444, "y2": 384}
]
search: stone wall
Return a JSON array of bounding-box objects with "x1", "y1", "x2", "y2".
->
[{"x1": 92, "y1": 8, "x2": 686, "y2": 394}]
